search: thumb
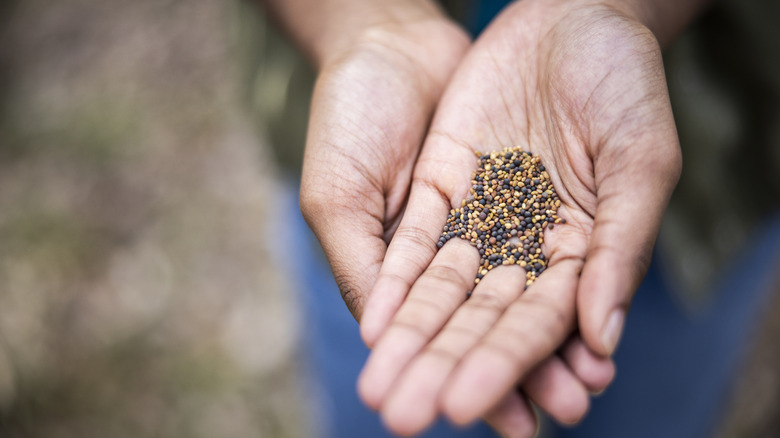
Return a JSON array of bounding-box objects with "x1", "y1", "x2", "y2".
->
[{"x1": 578, "y1": 134, "x2": 682, "y2": 356}]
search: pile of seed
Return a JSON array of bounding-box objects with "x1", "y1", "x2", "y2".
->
[{"x1": 437, "y1": 147, "x2": 565, "y2": 287}]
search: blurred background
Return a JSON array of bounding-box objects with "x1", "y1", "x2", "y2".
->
[
  {"x1": 1, "y1": 0, "x2": 779, "y2": 437},
  {"x1": 0, "y1": 0, "x2": 308, "y2": 436}
]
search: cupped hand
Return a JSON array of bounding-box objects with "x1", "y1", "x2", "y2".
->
[
  {"x1": 299, "y1": 15, "x2": 469, "y2": 320},
  {"x1": 358, "y1": 0, "x2": 681, "y2": 435}
]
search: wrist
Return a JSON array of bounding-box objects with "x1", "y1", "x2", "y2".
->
[
  {"x1": 325, "y1": 17, "x2": 470, "y2": 85},
  {"x1": 264, "y1": 0, "x2": 467, "y2": 70}
]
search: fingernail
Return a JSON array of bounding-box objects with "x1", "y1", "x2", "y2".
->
[{"x1": 602, "y1": 309, "x2": 624, "y2": 356}]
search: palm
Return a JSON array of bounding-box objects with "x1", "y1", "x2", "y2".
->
[
  {"x1": 359, "y1": 0, "x2": 681, "y2": 435},
  {"x1": 300, "y1": 21, "x2": 469, "y2": 319}
]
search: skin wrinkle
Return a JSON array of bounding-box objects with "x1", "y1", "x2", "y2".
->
[
  {"x1": 514, "y1": 292, "x2": 573, "y2": 330},
  {"x1": 539, "y1": 90, "x2": 597, "y2": 217},
  {"x1": 434, "y1": 324, "x2": 485, "y2": 344},
  {"x1": 364, "y1": 33, "x2": 439, "y2": 101},
  {"x1": 381, "y1": 200, "x2": 406, "y2": 243},
  {"x1": 543, "y1": 9, "x2": 657, "y2": 139},
  {"x1": 411, "y1": 173, "x2": 460, "y2": 210},
  {"x1": 387, "y1": 223, "x2": 439, "y2": 261},
  {"x1": 443, "y1": 313, "x2": 516, "y2": 350},
  {"x1": 502, "y1": 303, "x2": 566, "y2": 344},
  {"x1": 535, "y1": 25, "x2": 599, "y2": 214},
  {"x1": 424, "y1": 346, "x2": 465, "y2": 363},
  {"x1": 424, "y1": 129, "x2": 478, "y2": 163},
  {"x1": 482, "y1": 103, "x2": 506, "y2": 152},
  {"x1": 325, "y1": 88, "x2": 407, "y2": 168},
  {"x1": 403, "y1": 294, "x2": 459, "y2": 314},
  {"x1": 382, "y1": 190, "x2": 407, "y2": 240},
  {"x1": 376, "y1": 270, "x2": 415, "y2": 297},
  {"x1": 320, "y1": 138, "x2": 386, "y2": 199},
  {"x1": 303, "y1": 162, "x2": 384, "y2": 227},
  {"x1": 300, "y1": 173, "x2": 380, "y2": 225},
  {"x1": 396, "y1": 296, "x2": 462, "y2": 331},
  {"x1": 338, "y1": 104, "x2": 401, "y2": 175},
  {"x1": 487, "y1": 50, "x2": 524, "y2": 144},
  {"x1": 422, "y1": 263, "x2": 477, "y2": 290},
  {"x1": 547, "y1": 245, "x2": 588, "y2": 269},
  {"x1": 336, "y1": 273, "x2": 368, "y2": 316},
  {"x1": 389, "y1": 319, "x2": 436, "y2": 342},
  {"x1": 477, "y1": 339, "x2": 535, "y2": 368},
  {"x1": 385, "y1": 245, "x2": 436, "y2": 277},
  {"x1": 467, "y1": 292, "x2": 518, "y2": 314},
  {"x1": 588, "y1": 239, "x2": 651, "y2": 292}
]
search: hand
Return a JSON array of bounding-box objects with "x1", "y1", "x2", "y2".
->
[
  {"x1": 299, "y1": 9, "x2": 469, "y2": 320},
  {"x1": 292, "y1": 1, "x2": 616, "y2": 434},
  {"x1": 358, "y1": 0, "x2": 682, "y2": 434}
]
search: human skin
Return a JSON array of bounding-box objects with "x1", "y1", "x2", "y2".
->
[
  {"x1": 263, "y1": 0, "x2": 618, "y2": 434},
  {"x1": 356, "y1": 0, "x2": 707, "y2": 435}
]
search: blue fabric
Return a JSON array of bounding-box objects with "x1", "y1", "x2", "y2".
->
[{"x1": 469, "y1": 0, "x2": 513, "y2": 35}]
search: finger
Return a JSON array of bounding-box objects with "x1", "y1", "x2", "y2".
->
[
  {"x1": 578, "y1": 135, "x2": 682, "y2": 356},
  {"x1": 483, "y1": 391, "x2": 538, "y2": 438},
  {"x1": 360, "y1": 135, "x2": 478, "y2": 347},
  {"x1": 561, "y1": 335, "x2": 615, "y2": 394},
  {"x1": 521, "y1": 355, "x2": 589, "y2": 425},
  {"x1": 359, "y1": 183, "x2": 449, "y2": 346},
  {"x1": 379, "y1": 265, "x2": 526, "y2": 435},
  {"x1": 441, "y1": 257, "x2": 581, "y2": 425},
  {"x1": 357, "y1": 239, "x2": 479, "y2": 410}
]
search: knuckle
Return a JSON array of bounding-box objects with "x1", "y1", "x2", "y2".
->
[
  {"x1": 393, "y1": 224, "x2": 435, "y2": 247},
  {"x1": 480, "y1": 339, "x2": 524, "y2": 365},
  {"x1": 528, "y1": 296, "x2": 571, "y2": 329},
  {"x1": 469, "y1": 292, "x2": 509, "y2": 314},
  {"x1": 395, "y1": 297, "x2": 441, "y2": 328},
  {"x1": 425, "y1": 345, "x2": 460, "y2": 363},
  {"x1": 390, "y1": 318, "x2": 430, "y2": 340},
  {"x1": 425, "y1": 264, "x2": 468, "y2": 287},
  {"x1": 588, "y1": 241, "x2": 649, "y2": 288}
]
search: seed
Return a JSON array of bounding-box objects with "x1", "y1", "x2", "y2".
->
[{"x1": 438, "y1": 146, "x2": 564, "y2": 286}]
